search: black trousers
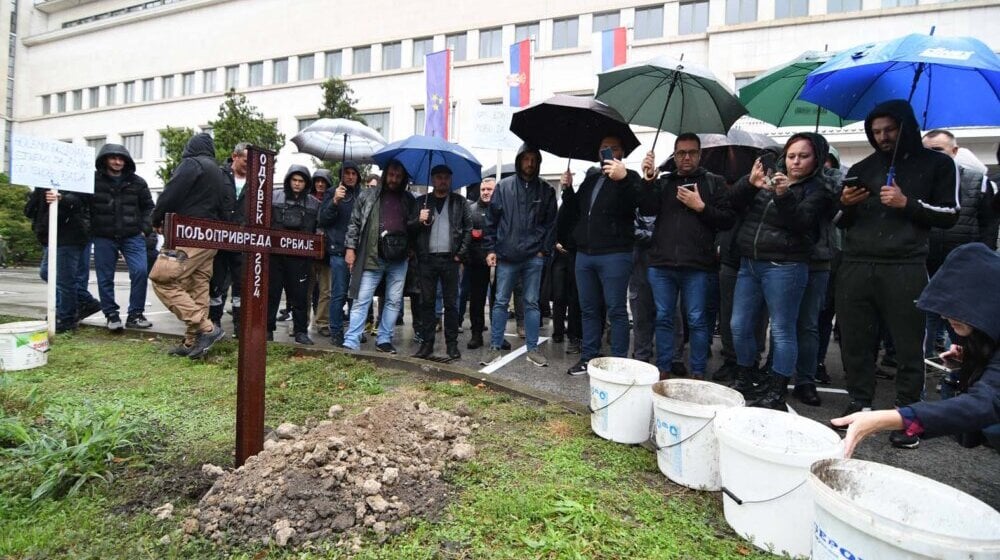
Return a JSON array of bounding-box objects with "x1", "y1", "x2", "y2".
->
[
  {"x1": 209, "y1": 250, "x2": 243, "y2": 324},
  {"x1": 418, "y1": 254, "x2": 460, "y2": 346},
  {"x1": 465, "y1": 261, "x2": 490, "y2": 336},
  {"x1": 551, "y1": 250, "x2": 581, "y2": 339},
  {"x1": 267, "y1": 255, "x2": 310, "y2": 335}
]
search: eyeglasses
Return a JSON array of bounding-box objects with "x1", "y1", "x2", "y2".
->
[{"x1": 674, "y1": 150, "x2": 700, "y2": 159}]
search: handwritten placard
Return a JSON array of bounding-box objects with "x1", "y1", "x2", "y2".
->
[
  {"x1": 10, "y1": 134, "x2": 94, "y2": 193},
  {"x1": 465, "y1": 105, "x2": 522, "y2": 150}
]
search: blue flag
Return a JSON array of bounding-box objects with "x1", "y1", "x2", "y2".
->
[{"x1": 425, "y1": 50, "x2": 451, "y2": 138}]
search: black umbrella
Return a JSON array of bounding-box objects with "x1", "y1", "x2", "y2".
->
[
  {"x1": 509, "y1": 94, "x2": 640, "y2": 163},
  {"x1": 659, "y1": 129, "x2": 779, "y2": 185}
]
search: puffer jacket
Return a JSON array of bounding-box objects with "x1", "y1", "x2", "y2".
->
[
  {"x1": 928, "y1": 166, "x2": 996, "y2": 267},
  {"x1": 24, "y1": 188, "x2": 91, "y2": 247},
  {"x1": 90, "y1": 144, "x2": 154, "y2": 238}
]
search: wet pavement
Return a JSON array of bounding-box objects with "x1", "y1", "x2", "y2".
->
[{"x1": 1, "y1": 266, "x2": 997, "y2": 510}]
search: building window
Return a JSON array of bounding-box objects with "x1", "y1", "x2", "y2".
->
[
  {"x1": 634, "y1": 6, "x2": 664, "y2": 39},
  {"x1": 552, "y1": 17, "x2": 579, "y2": 49},
  {"x1": 225, "y1": 65, "x2": 239, "y2": 90},
  {"x1": 182, "y1": 72, "x2": 195, "y2": 95},
  {"x1": 726, "y1": 0, "x2": 758, "y2": 24},
  {"x1": 88, "y1": 87, "x2": 100, "y2": 108},
  {"x1": 514, "y1": 22, "x2": 539, "y2": 51},
  {"x1": 827, "y1": 0, "x2": 861, "y2": 12},
  {"x1": 735, "y1": 75, "x2": 756, "y2": 90},
  {"x1": 479, "y1": 27, "x2": 502, "y2": 58},
  {"x1": 142, "y1": 79, "x2": 153, "y2": 101},
  {"x1": 360, "y1": 111, "x2": 389, "y2": 139},
  {"x1": 679, "y1": 0, "x2": 710, "y2": 34},
  {"x1": 775, "y1": 0, "x2": 809, "y2": 18},
  {"x1": 55, "y1": 92, "x2": 66, "y2": 112},
  {"x1": 412, "y1": 37, "x2": 434, "y2": 67},
  {"x1": 353, "y1": 46, "x2": 372, "y2": 74},
  {"x1": 161, "y1": 75, "x2": 174, "y2": 99},
  {"x1": 446, "y1": 33, "x2": 467, "y2": 61},
  {"x1": 382, "y1": 42, "x2": 402, "y2": 70},
  {"x1": 86, "y1": 136, "x2": 106, "y2": 150},
  {"x1": 324, "y1": 51, "x2": 342, "y2": 77},
  {"x1": 200, "y1": 125, "x2": 213, "y2": 137},
  {"x1": 106, "y1": 84, "x2": 117, "y2": 106},
  {"x1": 273, "y1": 58, "x2": 288, "y2": 84},
  {"x1": 249, "y1": 61, "x2": 264, "y2": 86},
  {"x1": 298, "y1": 54, "x2": 314, "y2": 80},
  {"x1": 881, "y1": 0, "x2": 916, "y2": 6},
  {"x1": 205, "y1": 69, "x2": 218, "y2": 93},
  {"x1": 297, "y1": 117, "x2": 317, "y2": 131},
  {"x1": 124, "y1": 82, "x2": 135, "y2": 103},
  {"x1": 41, "y1": 95, "x2": 50, "y2": 115},
  {"x1": 72, "y1": 89, "x2": 83, "y2": 110},
  {"x1": 592, "y1": 11, "x2": 620, "y2": 32},
  {"x1": 122, "y1": 133, "x2": 143, "y2": 160},
  {"x1": 413, "y1": 107, "x2": 425, "y2": 134}
]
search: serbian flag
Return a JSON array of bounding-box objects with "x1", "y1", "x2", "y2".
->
[
  {"x1": 425, "y1": 50, "x2": 451, "y2": 138},
  {"x1": 507, "y1": 39, "x2": 531, "y2": 108},
  {"x1": 593, "y1": 27, "x2": 627, "y2": 73}
]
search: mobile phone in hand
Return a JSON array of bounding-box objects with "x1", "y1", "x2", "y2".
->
[
  {"x1": 759, "y1": 152, "x2": 777, "y2": 175},
  {"x1": 680, "y1": 183, "x2": 697, "y2": 191},
  {"x1": 925, "y1": 355, "x2": 962, "y2": 373},
  {"x1": 600, "y1": 147, "x2": 615, "y2": 162}
]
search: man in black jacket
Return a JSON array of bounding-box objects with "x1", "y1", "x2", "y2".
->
[
  {"x1": 208, "y1": 142, "x2": 248, "y2": 337},
  {"x1": 835, "y1": 100, "x2": 959, "y2": 449},
  {"x1": 639, "y1": 133, "x2": 736, "y2": 379},
  {"x1": 150, "y1": 133, "x2": 233, "y2": 359},
  {"x1": 90, "y1": 144, "x2": 155, "y2": 332},
  {"x1": 463, "y1": 177, "x2": 494, "y2": 350},
  {"x1": 318, "y1": 161, "x2": 361, "y2": 346},
  {"x1": 562, "y1": 136, "x2": 641, "y2": 375},
  {"x1": 409, "y1": 164, "x2": 472, "y2": 360}
]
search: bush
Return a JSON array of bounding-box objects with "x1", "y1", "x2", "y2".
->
[{"x1": 0, "y1": 184, "x2": 41, "y2": 265}]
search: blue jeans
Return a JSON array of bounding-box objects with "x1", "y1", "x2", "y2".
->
[
  {"x1": 491, "y1": 257, "x2": 544, "y2": 351},
  {"x1": 93, "y1": 235, "x2": 148, "y2": 317},
  {"x1": 343, "y1": 259, "x2": 407, "y2": 349},
  {"x1": 732, "y1": 258, "x2": 808, "y2": 377},
  {"x1": 40, "y1": 245, "x2": 92, "y2": 327},
  {"x1": 794, "y1": 270, "x2": 830, "y2": 385},
  {"x1": 327, "y1": 255, "x2": 351, "y2": 340},
  {"x1": 576, "y1": 251, "x2": 633, "y2": 360},
  {"x1": 647, "y1": 266, "x2": 710, "y2": 375}
]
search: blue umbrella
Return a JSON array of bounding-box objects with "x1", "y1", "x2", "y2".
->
[
  {"x1": 372, "y1": 135, "x2": 482, "y2": 191},
  {"x1": 800, "y1": 32, "x2": 1000, "y2": 128}
]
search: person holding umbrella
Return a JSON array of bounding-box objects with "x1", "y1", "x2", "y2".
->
[{"x1": 834, "y1": 99, "x2": 959, "y2": 448}]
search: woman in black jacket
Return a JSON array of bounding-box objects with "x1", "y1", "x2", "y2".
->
[{"x1": 729, "y1": 132, "x2": 835, "y2": 410}]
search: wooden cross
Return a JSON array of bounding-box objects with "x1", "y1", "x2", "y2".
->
[{"x1": 162, "y1": 146, "x2": 325, "y2": 466}]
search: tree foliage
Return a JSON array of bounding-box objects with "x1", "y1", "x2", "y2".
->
[
  {"x1": 0, "y1": 183, "x2": 41, "y2": 264},
  {"x1": 314, "y1": 79, "x2": 370, "y2": 178},
  {"x1": 155, "y1": 126, "x2": 196, "y2": 184},
  {"x1": 209, "y1": 90, "x2": 285, "y2": 163}
]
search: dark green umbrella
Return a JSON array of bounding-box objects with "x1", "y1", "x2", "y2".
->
[
  {"x1": 596, "y1": 55, "x2": 747, "y2": 152},
  {"x1": 739, "y1": 50, "x2": 855, "y2": 130}
]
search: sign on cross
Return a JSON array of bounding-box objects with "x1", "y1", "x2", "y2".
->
[{"x1": 163, "y1": 146, "x2": 325, "y2": 466}]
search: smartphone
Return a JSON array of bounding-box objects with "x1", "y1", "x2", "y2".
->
[
  {"x1": 924, "y1": 356, "x2": 962, "y2": 373},
  {"x1": 680, "y1": 183, "x2": 697, "y2": 191},
  {"x1": 759, "y1": 152, "x2": 777, "y2": 175},
  {"x1": 841, "y1": 176, "x2": 863, "y2": 190},
  {"x1": 600, "y1": 147, "x2": 615, "y2": 162}
]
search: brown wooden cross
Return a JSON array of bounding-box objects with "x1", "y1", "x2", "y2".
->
[{"x1": 162, "y1": 146, "x2": 324, "y2": 466}]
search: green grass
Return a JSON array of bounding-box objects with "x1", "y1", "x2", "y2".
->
[{"x1": 0, "y1": 324, "x2": 775, "y2": 559}]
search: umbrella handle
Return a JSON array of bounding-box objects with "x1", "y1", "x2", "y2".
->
[
  {"x1": 650, "y1": 70, "x2": 680, "y2": 154},
  {"x1": 566, "y1": 158, "x2": 572, "y2": 172},
  {"x1": 340, "y1": 133, "x2": 347, "y2": 184}
]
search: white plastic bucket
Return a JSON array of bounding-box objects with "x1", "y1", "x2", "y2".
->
[
  {"x1": 651, "y1": 379, "x2": 744, "y2": 491},
  {"x1": 0, "y1": 321, "x2": 49, "y2": 372},
  {"x1": 811, "y1": 458, "x2": 1000, "y2": 560},
  {"x1": 714, "y1": 407, "x2": 843, "y2": 558},
  {"x1": 588, "y1": 357, "x2": 660, "y2": 444}
]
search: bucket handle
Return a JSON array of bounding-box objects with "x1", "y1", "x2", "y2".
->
[
  {"x1": 652, "y1": 412, "x2": 716, "y2": 450},
  {"x1": 721, "y1": 479, "x2": 807, "y2": 506},
  {"x1": 588, "y1": 380, "x2": 637, "y2": 414}
]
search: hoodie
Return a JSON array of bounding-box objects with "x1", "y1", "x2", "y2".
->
[
  {"x1": 909, "y1": 243, "x2": 1000, "y2": 443},
  {"x1": 152, "y1": 133, "x2": 232, "y2": 227},
  {"x1": 484, "y1": 144, "x2": 557, "y2": 262},
  {"x1": 272, "y1": 165, "x2": 320, "y2": 232},
  {"x1": 90, "y1": 143, "x2": 154, "y2": 238},
  {"x1": 317, "y1": 162, "x2": 360, "y2": 256},
  {"x1": 837, "y1": 99, "x2": 959, "y2": 263}
]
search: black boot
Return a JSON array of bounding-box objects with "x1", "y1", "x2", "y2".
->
[
  {"x1": 749, "y1": 372, "x2": 789, "y2": 411},
  {"x1": 446, "y1": 343, "x2": 461, "y2": 360},
  {"x1": 413, "y1": 341, "x2": 434, "y2": 359},
  {"x1": 467, "y1": 333, "x2": 484, "y2": 349},
  {"x1": 792, "y1": 383, "x2": 821, "y2": 406},
  {"x1": 732, "y1": 365, "x2": 761, "y2": 398}
]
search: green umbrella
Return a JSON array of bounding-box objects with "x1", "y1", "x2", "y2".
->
[
  {"x1": 596, "y1": 55, "x2": 747, "y2": 152},
  {"x1": 739, "y1": 50, "x2": 856, "y2": 130}
]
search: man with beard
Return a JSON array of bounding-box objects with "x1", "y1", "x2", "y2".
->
[{"x1": 464, "y1": 177, "x2": 495, "y2": 350}]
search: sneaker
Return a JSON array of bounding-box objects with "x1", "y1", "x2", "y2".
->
[
  {"x1": 330, "y1": 334, "x2": 344, "y2": 347},
  {"x1": 500, "y1": 339, "x2": 512, "y2": 351},
  {"x1": 294, "y1": 333, "x2": 315, "y2": 345},
  {"x1": 168, "y1": 343, "x2": 194, "y2": 357},
  {"x1": 126, "y1": 313, "x2": 152, "y2": 329},
  {"x1": 526, "y1": 349, "x2": 548, "y2": 367},
  {"x1": 889, "y1": 430, "x2": 920, "y2": 449},
  {"x1": 413, "y1": 341, "x2": 434, "y2": 359},
  {"x1": 466, "y1": 334, "x2": 484, "y2": 350},
  {"x1": 566, "y1": 338, "x2": 582, "y2": 354},
  {"x1": 480, "y1": 347, "x2": 503, "y2": 366},
  {"x1": 276, "y1": 310, "x2": 291, "y2": 322},
  {"x1": 670, "y1": 361, "x2": 689, "y2": 377},
  {"x1": 566, "y1": 360, "x2": 588, "y2": 376},
  {"x1": 76, "y1": 300, "x2": 102, "y2": 321},
  {"x1": 106, "y1": 313, "x2": 124, "y2": 332},
  {"x1": 375, "y1": 342, "x2": 397, "y2": 354},
  {"x1": 815, "y1": 363, "x2": 832, "y2": 385},
  {"x1": 188, "y1": 325, "x2": 225, "y2": 359}
]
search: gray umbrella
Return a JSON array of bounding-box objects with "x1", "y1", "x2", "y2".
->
[{"x1": 291, "y1": 118, "x2": 387, "y2": 163}]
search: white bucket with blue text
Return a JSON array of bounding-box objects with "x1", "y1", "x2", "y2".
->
[
  {"x1": 588, "y1": 357, "x2": 660, "y2": 444},
  {"x1": 810, "y1": 458, "x2": 1000, "y2": 560},
  {"x1": 0, "y1": 321, "x2": 49, "y2": 372},
  {"x1": 651, "y1": 379, "x2": 744, "y2": 491},
  {"x1": 714, "y1": 407, "x2": 843, "y2": 558}
]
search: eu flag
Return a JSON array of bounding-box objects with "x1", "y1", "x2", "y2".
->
[{"x1": 425, "y1": 50, "x2": 451, "y2": 138}]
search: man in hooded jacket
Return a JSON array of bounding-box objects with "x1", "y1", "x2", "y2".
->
[
  {"x1": 208, "y1": 142, "x2": 249, "y2": 336},
  {"x1": 150, "y1": 132, "x2": 232, "y2": 359},
  {"x1": 90, "y1": 143, "x2": 155, "y2": 332},
  {"x1": 835, "y1": 99, "x2": 959, "y2": 448},
  {"x1": 318, "y1": 161, "x2": 362, "y2": 346},
  {"x1": 309, "y1": 169, "x2": 334, "y2": 337}
]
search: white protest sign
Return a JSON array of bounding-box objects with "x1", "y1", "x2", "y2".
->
[
  {"x1": 465, "y1": 104, "x2": 522, "y2": 150},
  {"x1": 10, "y1": 134, "x2": 95, "y2": 194}
]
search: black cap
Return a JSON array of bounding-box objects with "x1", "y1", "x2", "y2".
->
[{"x1": 430, "y1": 164, "x2": 452, "y2": 176}]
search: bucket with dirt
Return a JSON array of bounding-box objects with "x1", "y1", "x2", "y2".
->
[
  {"x1": 0, "y1": 321, "x2": 49, "y2": 372},
  {"x1": 811, "y1": 458, "x2": 1000, "y2": 559},
  {"x1": 651, "y1": 379, "x2": 744, "y2": 491},
  {"x1": 713, "y1": 407, "x2": 843, "y2": 558},
  {"x1": 587, "y1": 357, "x2": 659, "y2": 444}
]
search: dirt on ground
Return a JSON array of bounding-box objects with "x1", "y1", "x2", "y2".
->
[{"x1": 187, "y1": 393, "x2": 477, "y2": 550}]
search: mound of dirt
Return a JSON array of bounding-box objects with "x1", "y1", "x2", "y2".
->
[{"x1": 190, "y1": 395, "x2": 477, "y2": 548}]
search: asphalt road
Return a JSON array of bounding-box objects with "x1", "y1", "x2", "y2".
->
[{"x1": 1, "y1": 266, "x2": 997, "y2": 511}]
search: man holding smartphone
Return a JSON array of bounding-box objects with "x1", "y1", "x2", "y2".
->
[{"x1": 638, "y1": 133, "x2": 736, "y2": 380}]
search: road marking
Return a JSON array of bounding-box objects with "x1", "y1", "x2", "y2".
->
[{"x1": 479, "y1": 336, "x2": 550, "y2": 374}]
